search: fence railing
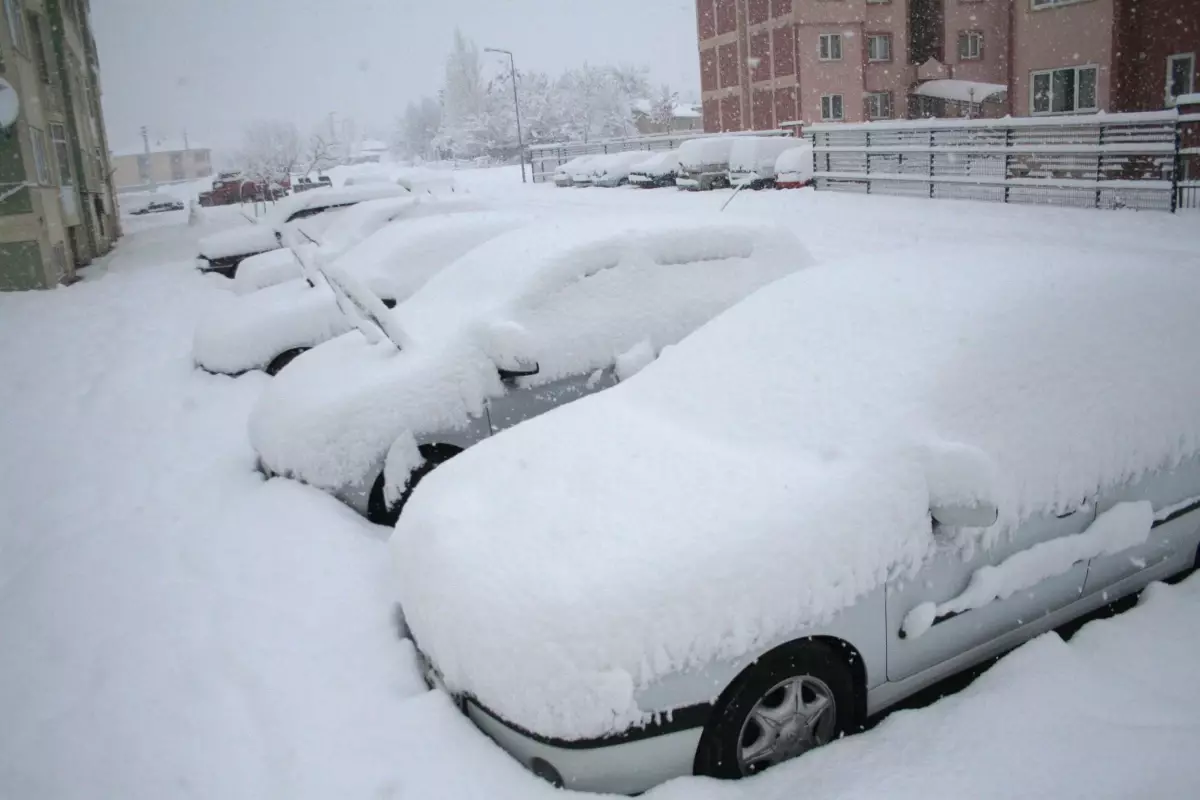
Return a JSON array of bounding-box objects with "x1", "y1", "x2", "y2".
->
[
  {"x1": 527, "y1": 130, "x2": 791, "y2": 183},
  {"x1": 801, "y1": 110, "x2": 1183, "y2": 212}
]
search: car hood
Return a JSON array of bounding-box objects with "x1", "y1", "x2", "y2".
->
[
  {"x1": 198, "y1": 224, "x2": 279, "y2": 260},
  {"x1": 247, "y1": 329, "x2": 503, "y2": 491},
  {"x1": 192, "y1": 279, "x2": 352, "y2": 374}
]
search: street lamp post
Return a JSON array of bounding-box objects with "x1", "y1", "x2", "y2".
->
[{"x1": 484, "y1": 47, "x2": 526, "y2": 183}]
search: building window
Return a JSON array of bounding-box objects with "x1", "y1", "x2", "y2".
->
[
  {"x1": 4, "y1": 0, "x2": 26, "y2": 51},
  {"x1": 29, "y1": 127, "x2": 51, "y2": 184},
  {"x1": 958, "y1": 31, "x2": 983, "y2": 61},
  {"x1": 866, "y1": 91, "x2": 892, "y2": 119},
  {"x1": 1031, "y1": 65, "x2": 1098, "y2": 114},
  {"x1": 51, "y1": 242, "x2": 67, "y2": 280},
  {"x1": 50, "y1": 123, "x2": 72, "y2": 185},
  {"x1": 819, "y1": 34, "x2": 842, "y2": 62},
  {"x1": 1167, "y1": 53, "x2": 1195, "y2": 105},
  {"x1": 820, "y1": 94, "x2": 844, "y2": 121},
  {"x1": 26, "y1": 12, "x2": 51, "y2": 83},
  {"x1": 867, "y1": 34, "x2": 891, "y2": 62}
]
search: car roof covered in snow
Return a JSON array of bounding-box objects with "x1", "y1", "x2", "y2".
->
[
  {"x1": 630, "y1": 149, "x2": 680, "y2": 174},
  {"x1": 249, "y1": 213, "x2": 811, "y2": 493},
  {"x1": 729, "y1": 136, "x2": 807, "y2": 172},
  {"x1": 262, "y1": 182, "x2": 412, "y2": 227},
  {"x1": 677, "y1": 135, "x2": 750, "y2": 167},
  {"x1": 392, "y1": 245, "x2": 1200, "y2": 740}
]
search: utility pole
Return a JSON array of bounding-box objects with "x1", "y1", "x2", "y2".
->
[
  {"x1": 484, "y1": 47, "x2": 526, "y2": 183},
  {"x1": 141, "y1": 125, "x2": 157, "y2": 191}
]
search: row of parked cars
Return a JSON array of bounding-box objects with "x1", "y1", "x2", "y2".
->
[
  {"x1": 192, "y1": 175, "x2": 1200, "y2": 794},
  {"x1": 553, "y1": 134, "x2": 815, "y2": 192}
]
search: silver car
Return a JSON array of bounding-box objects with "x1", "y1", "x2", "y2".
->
[{"x1": 392, "y1": 247, "x2": 1200, "y2": 794}]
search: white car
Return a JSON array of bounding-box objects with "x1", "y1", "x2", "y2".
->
[
  {"x1": 392, "y1": 247, "x2": 1200, "y2": 793},
  {"x1": 193, "y1": 211, "x2": 531, "y2": 376},
  {"x1": 553, "y1": 156, "x2": 595, "y2": 187},
  {"x1": 230, "y1": 195, "x2": 488, "y2": 295},
  {"x1": 592, "y1": 152, "x2": 656, "y2": 187},
  {"x1": 775, "y1": 143, "x2": 815, "y2": 189},
  {"x1": 195, "y1": 183, "x2": 412, "y2": 278},
  {"x1": 249, "y1": 214, "x2": 811, "y2": 525},
  {"x1": 628, "y1": 150, "x2": 681, "y2": 188},
  {"x1": 728, "y1": 136, "x2": 809, "y2": 189}
]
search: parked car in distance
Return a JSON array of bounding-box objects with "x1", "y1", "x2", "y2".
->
[
  {"x1": 248, "y1": 214, "x2": 812, "y2": 527},
  {"x1": 628, "y1": 150, "x2": 681, "y2": 188},
  {"x1": 728, "y1": 137, "x2": 809, "y2": 189},
  {"x1": 123, "y1": 192, "x2": 185, "y2": 215},
  {"x1": 194, "y1": 183, "x2": 413, "y2": 278},
  {"x1": 292, "y1": 175, "x2": 333, "y2": 193},
  {"x1": 193, "y1": 211, "x2": 532, "y2": 377},
  {"x1": 553, "y1": 156, "x2": 594, "y2": 188},
  {"x1": 593, "y1": 151, "x2": 657, "y2": 187},
  {"x1": 229, "y1": 195, "x2": 490, "y2": 295},
  {"x1": 394, "y1": 167, "x2": 458, "y2": 195},
  {"x1": 676, "y1": 136, "x2": 746, "y2": 190},
  {"x1": 775, "y1": 143, "x2": 815, "y2": 189},
  {"x1": 392, "y1": 247, "x2": 1200, "y2": 794}
]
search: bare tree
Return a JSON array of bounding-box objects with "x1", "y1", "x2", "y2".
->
[
  {"x1": 237, "y1": 120, "x2": 302, "y2": 200},
  {"x1": 303, "y1": 132, "x2": 340, "y2": 178},
  {"x1": 650, "y1": 84, "x2": 679, "y2": 133}
]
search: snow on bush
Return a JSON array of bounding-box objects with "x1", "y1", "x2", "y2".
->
[
  {"x1": 392, "y1": 246, "x2": 1200, "y2": 739},
  {"x1": 249, "y1": 213, "x2": 811, "y2": 495}
]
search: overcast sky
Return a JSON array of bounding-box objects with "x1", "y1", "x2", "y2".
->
[{"x1": 91, "y1": 0, "x2": 701, "y2": 154}]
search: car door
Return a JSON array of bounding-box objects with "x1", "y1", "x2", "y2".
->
[
  {"x1": 885, "y1": 505, "x2": 1094, "y2": 681},
  {"x1": 1084, "y1": 452, "x2": 1200, "y2": 596},
  {"x1": 485, "y1": 366, "x2": 619, "y2": 435}
]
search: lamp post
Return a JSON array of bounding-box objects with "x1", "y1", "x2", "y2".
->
[{"x1": 484, "y1": 47, "x2": 526, "y2": 183}]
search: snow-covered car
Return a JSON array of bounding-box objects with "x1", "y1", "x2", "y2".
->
[
  {"x1": 229, "y1": 195, "x2": 489, "y2": 295},
  {"x1": 124, "y1": 192, "x2": 185, "y2": 215},
  {"x1": 628, "y1": 149, "x2": 681, "y2": 188},
  {"x1": 193, "y1": 211, "x2": 532, "y2": 377},
  {"x1": 249, "y1": 214, "x2": 811, "y2": 526},
  {"x1": 775, "y1": 142, "x2": 815, "y2": 189},
  {"x1": 728, "y1": 136, "x2": 809, "y2": 189},
  {"x1": 392, "y1": 247, "x2": 1200, "y2": 793},
  {"x1": 592, "y1": 151, "x2": 656, "y2": 188},
  {"x1": 675, "y1": 136, "x2": 746, "y2": 190},
  {"x1": 553, "y1": 156, "x2": 594, "y2": 188},
  {"x1": 194, "y1": 183, "x2": 412, "y2": 278},
  {"x1": 394, "y1": 168, "x2": 458, "y2": 195}
]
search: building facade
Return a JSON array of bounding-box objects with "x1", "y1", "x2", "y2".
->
[
  {"x1": 696, "y1": 0, "x2": 1199, "y2": 130},
  {"x1": 0, "y1": 0, "x2": 118, "y2": 290},
  {"x1": 111, "y1": 139, "x2": 213, "y2": 192}
]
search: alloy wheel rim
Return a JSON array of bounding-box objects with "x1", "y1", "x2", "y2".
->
[{"x1": 736, "y1": 674, "x2": 837, "y2": 774}]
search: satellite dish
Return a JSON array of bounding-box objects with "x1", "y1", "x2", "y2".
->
[{"x1": 0, "y1": 78, "x2": 19, "y2": 130}]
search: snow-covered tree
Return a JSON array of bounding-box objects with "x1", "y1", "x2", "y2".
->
[
  {"x1": 650, "y1": 84, "x2": 679, "y2": 131},
  {"x1": 394, "y1": 97, "x2": 442, "y2": 159},
  {"x1": 303, "y1": 131, "x2": 340, "y2": 177},
  {"x1": 435, "y1": 29, "x2": 488, "y2": 157},
  {"x1": 237, "y1": 121, "x2": 302, "y2": 195},
  {"x1": 557, "y1": 64, "x2": 648, "y2": 143}
]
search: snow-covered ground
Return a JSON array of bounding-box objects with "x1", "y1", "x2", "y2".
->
[{"x1": 2, "y1": 174, "x2": 1199, "y2": 798}]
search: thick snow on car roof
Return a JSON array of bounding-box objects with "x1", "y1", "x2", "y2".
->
[
  {"x1": 678, "y1": 135, "x2": 747, "y2": 167},
  {"x1": 262, "y1": 182, "x2": 412, "y2": 226},
  {"x1": 249, "y1": 213, "x2": 810, "y2": 492},
  {"x1": 630, "y1": 149, "x2": 680, "y2": 176},
  {"x1": 393, "y1": 246, "x2": 1200, "y2": 740}
]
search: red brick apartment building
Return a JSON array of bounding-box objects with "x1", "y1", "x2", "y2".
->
[{"x1": 696, "y1": 0, "x2": 1199, "y2": 130}]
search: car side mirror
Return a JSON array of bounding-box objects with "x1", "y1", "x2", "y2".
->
[
  {"x1": 498, "y1": 361, "x2": 539, "y2": 381},
  {"x1": 930, "y1": 501, "x2": 999, "y2": 529}
]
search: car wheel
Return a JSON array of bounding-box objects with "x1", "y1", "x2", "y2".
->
[
  {"x1": 694, "y1": 640, "x2": 857, "y2": 779},
  {"x1": 264, "y1": 347, "x2": 308, "y2": 376},
  {"x1": 367, "y1": 444, "x2": 461, "y2": 527}
]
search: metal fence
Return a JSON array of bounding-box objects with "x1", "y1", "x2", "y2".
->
[
  {"x1": 1179, "y1": 181, "x2": 1200, "y2": 211},
  {"x1": 801, "y1": 111, "x2": 1182, "y2": 212},
  {"x1": 527, "y1": 129, "x2": 792, "y2": 183}
]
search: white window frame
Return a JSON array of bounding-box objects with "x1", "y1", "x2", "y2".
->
[
  {"x1": 959, "y1": 31, "x2": 983, "y2": 61},
  {"x1": 867, "y1": 34, "x2": 891, "y2": 63},
  {"x1": 866, "y1": 91, "x2": 892, "y2": 120},
  {"x1": 1030, "y1": 65, "x2": 1098, "y2": 116},
  {"x1": 819, "y1": 33, "x2": 842, "y2": 62},
  {"x1": 4, "y1": 0, "x2": 26, "y2": 51},
  {"x1": 49, "y1": 122, "x2": 72, "y2": 186},
  {"x1": 1167, "y1": 53, "x2": 1195, "y2": 105},
  {"x1": 820, "y1": 93, "x2": 844, "y2": 121},
  {"x1": 29, "y1": 126, "x2": 51, "y2": 184}
]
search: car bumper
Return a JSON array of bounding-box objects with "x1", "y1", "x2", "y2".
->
[{"x1": 412, "y1": 644, "x2": 707, "y2": 794}]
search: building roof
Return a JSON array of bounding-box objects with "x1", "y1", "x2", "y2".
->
[{"x1": 111, "y1": 137, "x2": 211, "y2": 158}]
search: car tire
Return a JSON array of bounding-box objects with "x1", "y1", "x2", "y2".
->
[
  {"x1": 693, "y1": 640, "x2": 858, "y2": 780},
  {"x1": 264, "y1": 347, "x2": 308, "y2": 376},
  {"x1": 367, "y1": 444, "x2": 461, "y2": 527}
]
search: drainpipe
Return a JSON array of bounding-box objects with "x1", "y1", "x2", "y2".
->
[{"x1": 45, "y1": 0, "x2": 97, "y2": 260}]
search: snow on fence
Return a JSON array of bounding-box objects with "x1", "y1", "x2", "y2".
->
[
  {"x1": 795, "y1": 111, "x2": 1185, "y2": 212},
  {"x1": 527, "y1": 129, "x2": 792, "y2": 183}
]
